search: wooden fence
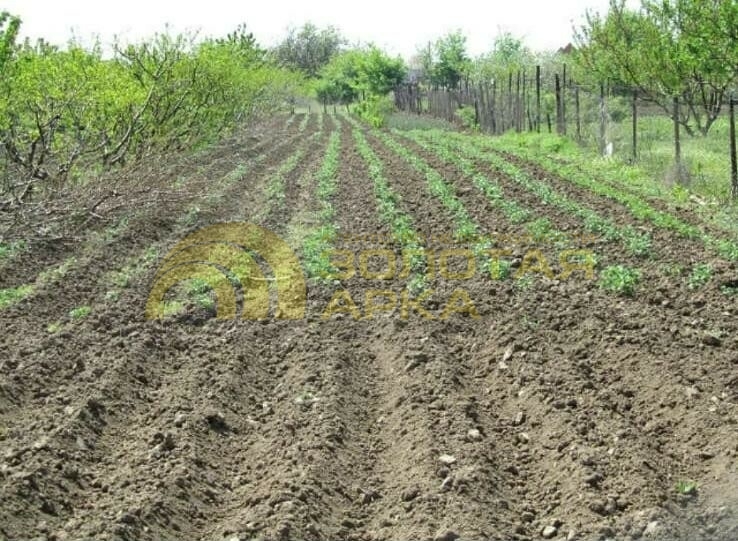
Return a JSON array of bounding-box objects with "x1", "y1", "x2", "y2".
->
[{"x1": 394, "y1": 67, "x2": 738, "y2": 197}]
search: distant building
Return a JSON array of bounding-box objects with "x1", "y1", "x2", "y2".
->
[
  {"x1": 405, "y1": 68, "x2": 423, "y2": 84},
  {"x1": 557, "y1": 43, "x2": 575, "y2": 55}
]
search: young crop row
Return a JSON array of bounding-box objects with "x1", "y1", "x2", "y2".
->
[
  {"x1": 419, "y1": 131, "x2": 654, "y2": 258},
  {"x1": 351, "y1": 125, "x2": 427, "y2": 292},
  {"x1": 397, "y1": 131, "x2": 531, "y2": 226},
  {"x1": 351, "y1": 119, "x2": 608, "y2": 288},
  {"x1": 387, "y1": 128, "x2": 626, "y2": 286},
  {"x1": 0, "y1": 257, "x2": 77, "y2": 310},
  {"x1": 372, "y1": 129, "x2": 479, "y2": 242},
  {"x1": 367, "y1": 127, "x2": 523, "y2": 278},
  {"x1": 298, "y1": 111, "x2": 311, "y2": 132},
  {"x1": 302, "y1": 127, "x2": 342, "y2": 279},
  {"x1": 482, "y1": 137, "x2": 738, "y2": 261},
  {"x1": 262, "y1": 117, "x2": 326, "y2": 214},
  {"x1": 264, "y1": 148, "x2": 305, "y2": 208},
  {"x1": 378, "y1": 128, "x2": 650, "y2": 295}
]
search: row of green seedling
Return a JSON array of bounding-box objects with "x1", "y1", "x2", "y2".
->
[
  {"x1": 264, "y1": 148, "x2": 307, "y2": 210},
  {"x1": 400, "y1": 130, "x2": 535, "y2": 229},
  {"x1": 298, "y1": 112, "x2": 311, "y2": 132},
  {"x1": 404, "y1": 130, "x2": 647, "y2": 295},
  {"x1": 264, "y1": 118, "x2": 327, "y2": 210},
  {"x1": 0, "y1": 241, "x2": 27, "y2": 264},
  {"x1": 302, "y1": 129, "x2": 342, "y2": 279},
  {"x1": 351, "y1": 126, "x2": 428, "y2": 293},
  {"x1": 372, "y1": 128, "x2": 525, "y2": 279},
  {"x1": 395, "y1": 129, "x2": 614, "y2": 286},
  {"x1": 0, "y1": 257, "x2": 77, "y2": 310},
  {"x1": 420, "y1": 131, "x2": 653, "y2": 258},
  {"x1": 480, "y1": 136, "x2": 738, "y2": 261}
]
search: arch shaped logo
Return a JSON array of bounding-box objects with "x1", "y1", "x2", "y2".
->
[{"x1": 146, "y1": 223, "x2": 305, "y2": 320}]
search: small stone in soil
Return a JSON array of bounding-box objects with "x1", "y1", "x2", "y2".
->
[
  {"x1": 438, "y1": 454, "x2": 457, "y2": 465},
  {"x1": 541, "y1": 525, "x2": 558, "y2": 538}
]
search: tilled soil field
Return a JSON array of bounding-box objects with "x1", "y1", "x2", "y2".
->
[{"x1": 1, "y1": 113, "x2": 737, "y2": 541}]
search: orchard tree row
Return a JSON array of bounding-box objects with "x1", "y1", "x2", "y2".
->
[{"x1": 0, "y1": 13, "x2": 303, "y2": 202}]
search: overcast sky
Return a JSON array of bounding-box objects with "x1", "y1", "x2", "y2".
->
[{"x1": 3, "y1": 0, "x2": 615, "y2": 58}]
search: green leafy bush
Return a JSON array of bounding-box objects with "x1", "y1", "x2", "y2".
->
[
  {"x1": 455, "y1": 105, "x2": 478, "y2": 130},
  {"x1": 355, "y1": 95, "x2": 395, "y2": 128}
]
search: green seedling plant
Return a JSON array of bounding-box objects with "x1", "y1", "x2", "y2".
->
[
  {"x1": 69, "y1": 306, "x2": 92, "y2": 320},
  {"x1": 185, "y1": 278, "x2": 216, "y2": 310},
  {"x1": 224, "y1": 163, "x2": 249, "y2": 185},
  {"x1": 688, "y1": 264, "x2": 712, "y2": 289},
  {"x1": 489, "y1": 258, "x2": 513, "y2": 280},
  {"x1": 515, "y1": 274, "x2": 535, "y2": 291},
  {"x1": 599, "y1": 265, "x2": 641, "y2": 296},
  {"x1": 0, "y1": 285, "x2": 34, "y2": 309},
  {"x1": 0, "y1": 241, "x2": 26, "y2": 261},
  {"x1": 721, "y1": 284, "x2": 738, "y2": 296},
  {"x1": 46, "y1": 321, "x2": 63, "y2": 334},
  {"x1": 0, "y1": 257, "x2": 77, "y2": 311},
  {"x1": 676, "y1": 480, "x2": 698, "y2": 496}
]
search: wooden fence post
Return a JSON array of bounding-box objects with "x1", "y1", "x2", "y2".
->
[
  {"x1": 555, "y1": 74, "x2": 563, "y2": 134},
  {"x1": 632, "y1": 90, "x2": 638, "y2": 162},
  {"x1": 515, "y1": 71, "x2": 521, "y2": 132},
  {"x1": 491, "y1": 81, "x2": 497, "y2": 134},
  {"x1": 575, "y1": 84, "x2": 581, "y2": 141},
  {"x1": 562, "y1": 64, "x2": 567, "y2": 135},
  {"x1": 536, "y1": 65, "x2": 541, "y2": 133},
  {"x1": 730, "y1": 96, "x2": 737, "y2": 199},
  {"x1": 507, "y1": 71, "x2": 513, "y2": 132},
  {"x1": 599, "y1": 83, "x2": 607, "y2": 156},
  {"x1": 673, "y1": 96, "x2": 682, "y2": 169}
]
